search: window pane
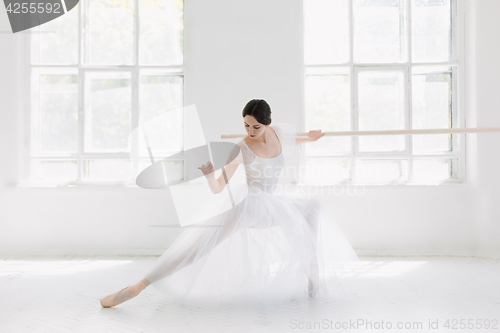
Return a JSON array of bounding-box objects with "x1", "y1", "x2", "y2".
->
[
  {"x1": 32, "y1": 71, "x2": 78, "y2": 155},
  {"x1": 302, "y1": 0, "x2": 460, "y2": 185},
  {"x1": 139, "y1": 74, "x2": 183, "y2": 154},
  {"x1": 31, "y1": 159, "x2": 77, "y2": 181},
  {"x1": 305, "y1": 74, "x2": 351, "y2": 155},
  {"x1": 304, "y1": 0, "x2": 349, "y2": 64},
  {"x1": 412, "y1": 0, "x2": 453, "y2": 63},
  {"x1": 413, "y1": 158, "x2": 457, "y2": 182},
  {"x1": 301, "y1": 159, "x2": 351, "y2": 184},
  {"x1": 31, "y1": 4, "x2": 78, "y2": 64},
  {"x1": 85, "y1": 72, "x2": 131, "y2": 152},
  {"x1": 83, "y1": 159, "x2": 134, "y2": 181},
  {"x1": 87, "y1": 0, "x2": 134, "y2": 64},
  {"x1": 412, "y1": 67, "x2": 453, "y2": 153},
  {"x1": 140, "y1": 0, "x2": 183, "y2": 65},
  {"x1": 354, "y1": 0, "x2": 407, "y2": 63},
  {"x1": 355, "y1": 159, "x2": 408, "y2": 183},
  {"x1": 358, "y1": 71, "x2": 405, "y2": 152}
]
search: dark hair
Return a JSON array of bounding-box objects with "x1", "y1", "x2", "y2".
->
[{"x1": 242, "y1": 99, "x2": 272, "y2": 125}]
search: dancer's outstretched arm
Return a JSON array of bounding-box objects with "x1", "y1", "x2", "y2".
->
[
  {"x1": 295, "y1": 130, "x2": 325, "y2": 145},
  {"x1": 198, "y1": 144, "x2": 242, "y2": 194},
  {"x1": 199, "y1": 161, "x2": 239, "y2": 194}
]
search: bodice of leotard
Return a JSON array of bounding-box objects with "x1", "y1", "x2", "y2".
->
[{"x1": 240, "y1": 127, "x2": 285, "y2": 194}]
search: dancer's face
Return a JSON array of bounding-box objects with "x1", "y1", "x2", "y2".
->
[{"x1": 244, "y1": 115, "x2": 267, "y2": 139}]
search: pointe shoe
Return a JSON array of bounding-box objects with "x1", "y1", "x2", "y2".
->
[
  {"x1": 307, "y1": 253, "x2": 319, "y2": 298},
  {"x1": 100, "y1": 286, "x2": 139, "y2": 308},
  {"x1": 307, "y1": 278, "x2": 317, "y2": 298}
]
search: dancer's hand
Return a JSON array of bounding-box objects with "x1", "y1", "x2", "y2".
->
[
  {"x1": 308, "y1": 129, "x2": 325, "y2": 142},
  {"x1": 198, "y1": 161, "x2": 215, "y2": 178}
]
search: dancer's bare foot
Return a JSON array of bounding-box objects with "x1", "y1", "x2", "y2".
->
[{"x1": 100, "y1": 279, "x2": 149, "y2": 308}]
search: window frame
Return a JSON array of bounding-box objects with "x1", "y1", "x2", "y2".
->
[
  {"x1": 299, "y1": 0, "x2": 465, "y2": 186},
  {"x1": 24, "y1": 0, "x2": 185, "y2": 187}
]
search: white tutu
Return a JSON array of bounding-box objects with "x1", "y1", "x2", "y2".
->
[{"x1": 143, "y1": 123, "x2": 361, "y2": 310}]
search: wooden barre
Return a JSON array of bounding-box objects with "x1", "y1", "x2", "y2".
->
[{"x1": 221, "y1": 127, "x2": 500, "y2": 139}]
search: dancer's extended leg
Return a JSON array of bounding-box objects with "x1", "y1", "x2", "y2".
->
[
  {"x1": 145, "y1": 209, "x2": 244, "y2": 284},
  {"x1": 100, "y1": 208, "x2": 244, "y2": 307},
  {"x1": 101, "y1": 234, "x2": 221, "y2": 308}
]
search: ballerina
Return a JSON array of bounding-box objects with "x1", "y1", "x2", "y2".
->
[{"x1": 100, "y1": 99, "x2": 360, "y2": 309}]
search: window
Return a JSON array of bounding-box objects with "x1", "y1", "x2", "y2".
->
[
  {"x1": 302, "y1": 0, "x2": 462, "y2": 185},
  {"x1": 27, "y1": 0, "x2": 184, "y2": 186}
]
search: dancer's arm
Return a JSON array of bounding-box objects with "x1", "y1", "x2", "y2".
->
[
  {"x1": 295, "y1": 130, "x2": 325, "y2": 145},
  {"x1": 198, "y1": 144, "x2": 243, "y2": 194},
  {"x1": 204, "y1": 162, "x2": 239, "y2": 194}
]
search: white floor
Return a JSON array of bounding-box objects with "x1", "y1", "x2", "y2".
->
[{"x1": 0, "y1": 256, "x2": 499, "y2": 333}]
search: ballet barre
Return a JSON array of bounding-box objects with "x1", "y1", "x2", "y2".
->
[{"x1": 220, "y1": 127, "x2": 500, "y2": 139}]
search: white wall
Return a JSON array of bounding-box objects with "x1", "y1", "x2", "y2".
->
[
  {"x1": 0, "y1": 0, "x2": 497, "y2": 258},
  {"x1": 471, "y1": 0, "x2": 500, "y2": 259}
]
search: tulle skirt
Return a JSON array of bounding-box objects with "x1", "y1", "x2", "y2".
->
[{"x1": 144, "y1": 183, "x2": 361, "y2": 310}]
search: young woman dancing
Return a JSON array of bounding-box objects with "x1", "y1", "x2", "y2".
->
[{"x1": 100, "y1": 99, "x2": 360, "y2": 309}]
